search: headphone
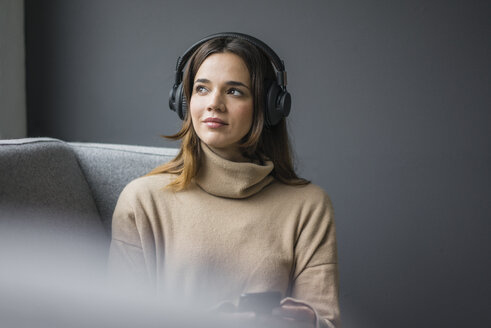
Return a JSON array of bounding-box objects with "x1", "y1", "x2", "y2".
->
[{"x1": 168, "y1": 32, "x2": 291, "y2": 127}]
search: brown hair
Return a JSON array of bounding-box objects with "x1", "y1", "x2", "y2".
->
[{"x1": 147, "y1": 37, "x2": 309, "y2": 190}]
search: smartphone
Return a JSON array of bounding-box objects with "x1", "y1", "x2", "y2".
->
[{"x1": 237, "y1": 291, "x2": 282, "y2": 314}]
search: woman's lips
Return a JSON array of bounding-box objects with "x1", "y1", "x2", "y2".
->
[{"x1": 203, "y1": 117, "x2": 227, "y2": 128}]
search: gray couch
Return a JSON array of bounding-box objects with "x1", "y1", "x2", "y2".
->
[
  {"x1": 0, "y1": 137, "x2": 178, "y2": 253},
  {"x1": 0, "y1": 138, "x2": 248, "y2": 328}
]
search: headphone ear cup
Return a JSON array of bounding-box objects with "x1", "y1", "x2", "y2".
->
[
  {"x1": 169, "y1": 85, "x2": 178, "y2": 114},
  {"x1": 174, "y1": 83, "x2": 187, "y2": 120},
  {"x1": 266, "y1": 82, "x2": 291, "y2": 127},
  {"x1": 278, "y1": 90, "x2": 291, "y2": 117},
  {"x1": 169, "y1": 83, "x2": 188, "y2": 120}
]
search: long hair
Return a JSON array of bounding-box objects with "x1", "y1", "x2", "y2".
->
[{"x1": 147, "y1": 36, "x2": 309, "y2": 190}]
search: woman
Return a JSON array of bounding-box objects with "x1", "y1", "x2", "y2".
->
[{"x1": 108, "y1": 33, "x2": 340, "y2": 328}]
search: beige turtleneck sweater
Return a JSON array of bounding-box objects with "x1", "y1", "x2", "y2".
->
[{"x1": 108, "y1": 144, "x2": 340, "y2": 327}]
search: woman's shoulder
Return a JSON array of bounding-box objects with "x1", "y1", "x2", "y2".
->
[
  {"x1": 270, "y1": 180, "x2": 332, "y2": 205},
  {"x1": 268, "y1": 181, "x2": 335, "y2": 226}
]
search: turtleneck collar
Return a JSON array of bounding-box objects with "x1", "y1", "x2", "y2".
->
[{"x1": 194, "y1": 143, "x2": 274, "y2": 199}]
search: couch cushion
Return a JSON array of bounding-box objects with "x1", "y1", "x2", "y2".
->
[
  {"x1": 69, "y1": 142, "x2": 177, "y2": 234},
  {"x1": 0, "y1": 138, "x2": 107, "y2": 255}
]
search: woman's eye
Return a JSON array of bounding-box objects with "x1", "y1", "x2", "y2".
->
[
  {"x1": 195, "y1": 85, "x2": 208, "y2": 94},
  {"x1": 227, "y1": 88, "x2": 243, "y2": 96}
]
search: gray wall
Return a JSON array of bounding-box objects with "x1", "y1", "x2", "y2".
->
[
  {"x1": 0, "y1": 0, "x2": 26, "y2": 138},
  {"x1": 25, "y1": 0, "x2": 491, "y2": 327}
]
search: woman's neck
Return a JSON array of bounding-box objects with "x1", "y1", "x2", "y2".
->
[{"x1": 205, "y1": 143, "x2": 249, "y2": 163}]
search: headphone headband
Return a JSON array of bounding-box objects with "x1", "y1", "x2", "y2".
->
[{"x1": 174, "y1": 32, "x2": 287, "y2": 88}]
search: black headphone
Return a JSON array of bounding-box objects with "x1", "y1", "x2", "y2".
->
[{"x1": 168, "y1": 32, "x2": 291, "y2": 127}]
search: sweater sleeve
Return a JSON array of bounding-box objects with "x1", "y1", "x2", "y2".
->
[
  {"x1": 290, "y1": 191, "x2": 341, "y2": 328},
  {"x1": 107, "y1": 181, "x2": 157, "y2": 290}
]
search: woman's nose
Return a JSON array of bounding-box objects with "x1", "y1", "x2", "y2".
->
[{"x1": 206, "y1": 91, "x2": 225, "y2": 112}]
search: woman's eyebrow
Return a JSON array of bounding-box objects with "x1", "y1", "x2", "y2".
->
[
  {"x1": 226, "y1": 81, "x2": 250, "y2": 89},
  {"x1": 194, "y1": 78, "x2": 211, "y2": 84},
  {"x1": 194, "y1": 78, "x2": 250, "y2": 89}
]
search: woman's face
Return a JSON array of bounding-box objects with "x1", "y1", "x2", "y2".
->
[{"x1": 189, "y1": 52, "x2": 254, "y2": 162}]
